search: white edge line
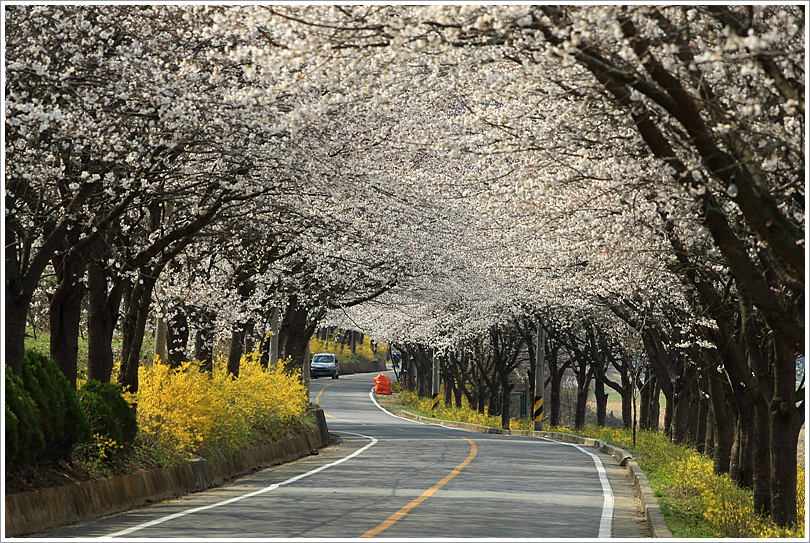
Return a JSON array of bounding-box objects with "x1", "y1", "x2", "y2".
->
[
  {"x1": 102, "y1": 432, "x2": 379, "y2": 538},
  {"x1": 570, "y1": 443, "x2": 615, "y2": 538}
]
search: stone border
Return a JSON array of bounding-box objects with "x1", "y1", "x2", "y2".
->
[
  {"x1": 397, "y1": 410, "x2": 672, "y2": 538},
  {"x1": 335, "y1": 358, "x2": 387, "y2": 376},
  {"x1": 4, "y1": 408, "x2": 330, "y2": 538}
]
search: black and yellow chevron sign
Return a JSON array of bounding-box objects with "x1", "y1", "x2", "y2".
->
[{"x1": 533, "y1": 396, "x2": 544, "y2": 422}]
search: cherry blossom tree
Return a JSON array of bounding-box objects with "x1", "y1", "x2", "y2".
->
[{"x1": 6, "y1": 4, "x2": 803, "y2": 525}]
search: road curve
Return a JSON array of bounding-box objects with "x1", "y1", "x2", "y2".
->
[{"x1": 46, "y1": 367, "x2": 647, "y2": 539}]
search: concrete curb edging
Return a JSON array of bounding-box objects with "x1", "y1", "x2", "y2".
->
[
  {"x1": 4, "y1": 408, "x2": 330, "y2": 538},
  {"x1": 336, "y1": 359, "x2": 387, "y2": 376},
  {"x1": 398, "y1": 410, "x2": 672, "y2": 538}
]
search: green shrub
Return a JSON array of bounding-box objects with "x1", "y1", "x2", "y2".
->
[
  {"x1": 79, "y1": 380, "x2": 138, "y2": 449},
  {"x1": 20, "y1": 349, "x2": 91, "y2": 463},
  {"x1": 4, "y1": 364, "x2": 45, "y2": 469}
]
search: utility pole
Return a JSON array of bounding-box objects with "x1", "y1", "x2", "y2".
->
[
  {"x1": 534, "y1": 321, "x2": 546, "y2": 431},
  {"x1": 432, "y1": 350, "x2": 440, "y2": 410}
]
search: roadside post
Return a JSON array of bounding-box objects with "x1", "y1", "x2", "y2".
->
[
  {"x1": 534, "y1": 323, "x2": 545, "y2": 431},
  {"x1": 432, "y1": 350, "x2": 440, "y2": 410}
]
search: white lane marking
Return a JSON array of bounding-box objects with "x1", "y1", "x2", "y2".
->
[
  {"x1": 568, "y1": 443, "x2": 615, "y2": 538},
  {"x1": 104, "y1": 431, "x2": 378, "y2": 538}
]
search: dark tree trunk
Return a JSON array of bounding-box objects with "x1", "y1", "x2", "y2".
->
[
  {"x1": 751, "y1": 396, "x2": 771, "y2": 516},
  {"x1": 574, "y1": 381, "x2": 590, "y2": 429},
  {"x1": 5, "y1": 295, "x2": 30, "y2": 378},
  {"x1": 573, "y1": 361, "x2": 592, "y2": 429},
  {"x1": 703, "y1": 406, "x2": 714, "y2": 458},
  {"x1": 477, "y1": 375, "x2": 487, "y2": 413},
  {"x1": 729, "y1": 394, "x2": 754, "y2": 489},
  {"x1": 694, "y1": 369, "x2": 710, "y2": 454},
  {"x1": 167, "y1": 304, "x2": 189, "y2": 368},
  {"x1": 640, "y1": 368, "x2": 652, "y2": 431},
  {"x1": 227, "y1": 322, "x2": 249, "y2": 376},
  {"x1": 650, "y1": 377, "x2": 661, "y2": 431},
  {"x1": 594, "y1": 373, "x2": 608, "y2": 427},
  {"x1": 119, "y1": 273, "x2": 158, "y2": 394},
  {"x1": 487, "y1": 385, "x2": 499, "y2": 417},
  {"x1": 671, "y1": 361, "x2": 697, "y2": 444},
  {"x1": 86, "y1": 246, "x2": 123, "y2": 383},
  {"x1": 443, "y1": 366, "x2": 454, "y2": 407},
  {"x1": 549, "y1": 367, "x2": 565, "y2": 427},
  {"x1": 4, "y1": 183, "x2": 97, "y2": 377},
  {"x1": 48, "y1": 281, "x2": 84, "y2": 389},
  {"x1": 401, "y1": 349, "x2": 415, "y2": 392},
  {"x1": 500, "y1": 379, "x2": 512, "y2": 430},
  {"x1": 48, "y1": 268, "x2": 86, "y2": 389},
  {"x1": 705, "y1": 355, "x2": 734, "y2": 475},
  {"x1": 48, "y1": 227, "x2": 90, "y2": 389},
  {"x1": 277, "y1": 295, "x2": 322, "y2": 378},
  {"x1": 767, "y1": 335, "x2": 801, "y2": 526},
  {"x1": 194, "y1": 308, "x2": 216, "y2": 372}
]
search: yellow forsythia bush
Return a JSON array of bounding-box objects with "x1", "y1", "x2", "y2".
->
[
  {"x1": 135, "y1": 354, "x2": 307, "y2": 457},
  {"x1": 309, "y1": 336, "x2": 381, "y2": 362},
  {"x1": 570, "y1": 425, "x2": 805, "y2": 538}
]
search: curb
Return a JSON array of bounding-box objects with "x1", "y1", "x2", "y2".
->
[
  {"x1": 397, "y1": 410, "x2": 672, "y2": 538},
  {"x1": 334, "y1": 359, "x2": 387, "y2": 376},
  {"x1": 4, "y1": 408, "x2": 330, "y2": 538}
]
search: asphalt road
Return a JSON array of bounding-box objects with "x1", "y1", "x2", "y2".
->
[{"x1": 46, "y1": 368, "x2": 647, "y2": 539}]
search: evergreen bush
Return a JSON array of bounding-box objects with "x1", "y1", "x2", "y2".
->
[
  {"x1": 4, "y1": 364, "x2": 45, "y2": 469},
  {"x1": 78, "y1": 380, "x2": 138, "y2": 448},
  {"x1": 19, "y1": 349, "x2": 91, "y2": 463}
]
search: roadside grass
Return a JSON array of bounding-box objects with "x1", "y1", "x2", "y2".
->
[{"x1": 382, "y1": 382, "x2": 805, "y2": 539}]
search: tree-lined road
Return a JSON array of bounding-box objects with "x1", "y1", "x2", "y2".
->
[{"x1": 47, "y1": 369, "x2": 647, "y2": 539}]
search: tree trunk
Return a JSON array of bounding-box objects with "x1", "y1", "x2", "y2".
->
[
  {"x1": 594, "y1": 373, "x2": 608, "y2": 427},
  {"x1": 119, "y1": 274, "x2": 157, "y2": 394},
  {"x1": 277, "y1": 295, "x2": 321, "y2": 380},
  {"x1": 705, "y1": 358, "x2": 734, "y2": 475},
  {"x1": 729, "y1": 394, "x2": 754, "y2": 489},
  {"x1": 650, "y1": 378, "x2": 661, "y2": 431},
  {"x1": 767, "y1": 335, "x2": 801, "y2": 526},
  {"x1": 751, "y1": 396, "x2": 771, "y2": 516},
  {"x1": 671, "y1": 362, "x2": 697, "y2": 444},
  {"x1": 443, "y1": 367, "x2": 454, "y2": 407},
  {"x1": 48, "y1": 256, "x2": 86, "y2": 389},
  {"x1": 500, "y1": 378, "x2": 512, "y2": 430},
  {"x1": 640, "y1": 368, "x2": 652, "y2": 431},
  {"x1": 4, "y1": 294, "x2": 30, "y2": 378},
  {"x1": 574, "y1": 383, "x2": 589, "y2": 429},
  {"x1": 86, "y1": 258, "x2": 122, "y2": 383},
  {"x1": 694, "y1": 370, "x2": 710, "y2": 454},
  {"x1": 549, "y1": 367, "x2": 564, "y2": 427},
  {"x1": 167, "y1": 303, "x2": 189, "y2": 368},
  {"x1": 228, "y1": 320, "x2": 254, "y2": 377},
  {"x1": 194, "y1": 308, "x2": 216, "y2": 372}
]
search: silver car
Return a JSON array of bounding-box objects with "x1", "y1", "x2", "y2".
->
[{"x1": 310, "y1": 353, "x2": 340, "y2": 379}]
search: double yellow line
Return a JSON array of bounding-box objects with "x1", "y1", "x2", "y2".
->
[{"x1": 360, "y1": 437, "x2": 478, "y2": 538}]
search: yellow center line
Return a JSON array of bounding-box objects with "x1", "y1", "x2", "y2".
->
[
  {"x1": 315, "y1": 383, "x2": 332, "y2": 405},
  {"x1": 360, "y1": 436, "x2": 478, "y2": 538},
  {"x1": 316, "y1": 385, "x2": 368, "y2": 425},
  {"x1": 325, "y1": 413, "x2": 368, "y2": 425}
]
